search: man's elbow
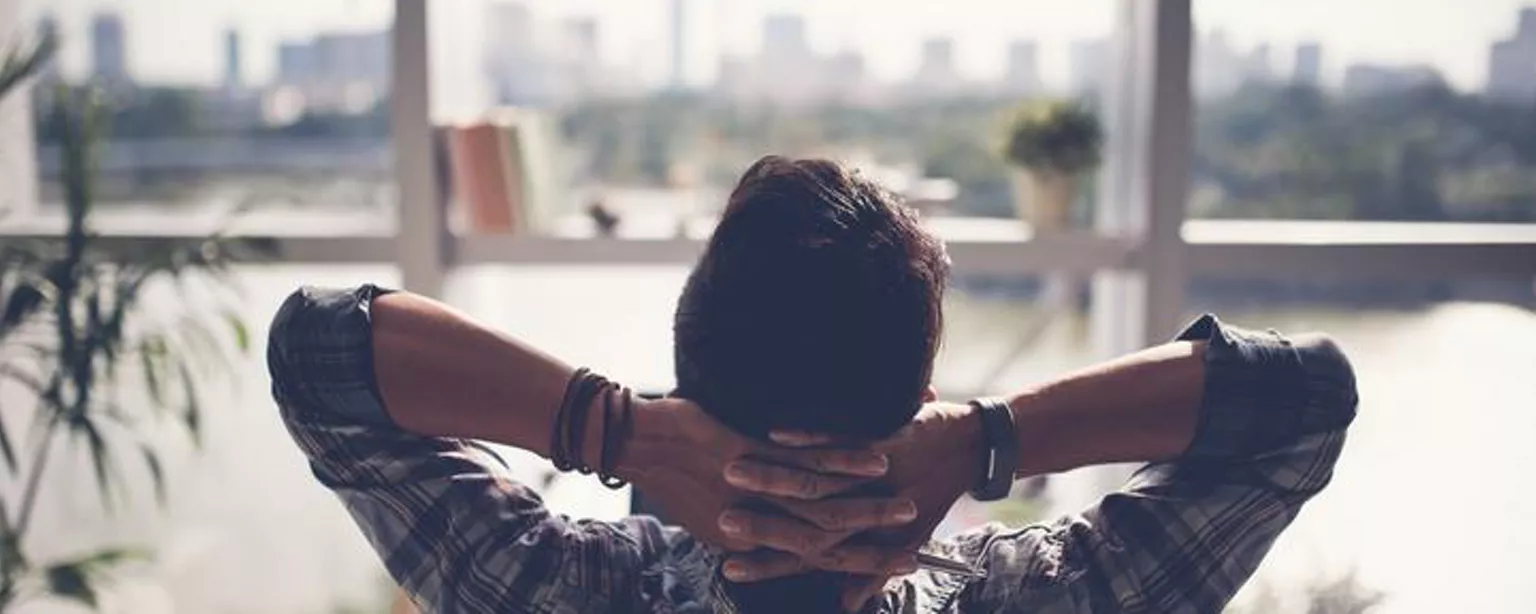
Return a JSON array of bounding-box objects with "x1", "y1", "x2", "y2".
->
[
  {"x1": 1293, "y1": 332, "x2": 1359, "y2": 432},
  {"x1": 266, "y1": 287, "x2": 316, "y2": 401}
]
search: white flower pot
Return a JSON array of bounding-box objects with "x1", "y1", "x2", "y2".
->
[{"x1": 1013, "y1": 169, "x2": 1080, "y2": 232}]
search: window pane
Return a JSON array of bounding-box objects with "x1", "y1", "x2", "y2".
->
[
  {"x1": 10, "y1": 0, "x2": 395, "y2": 235},
  {"x1": 1186, "y1": 277, "x2": 1536, "y2": 613},
  {"x1": 1191, "y1": 1, "x2": 1536, "y2": 223},
  {"x1": 428, "y1": 0, "x2": 1116, "y2": 236}
]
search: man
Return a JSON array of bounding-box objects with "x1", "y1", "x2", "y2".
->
[{"x1": 268, "y1": 156, "x2": 1357, "y2": 613}]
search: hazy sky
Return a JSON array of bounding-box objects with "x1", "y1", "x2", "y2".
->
[{"x1": 20, "y1": 0, "x2": 1536, "y2": 109}]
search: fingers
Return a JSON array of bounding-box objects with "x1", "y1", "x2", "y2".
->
[
  {"x1": 724, "y1": 459, "x2": 871, "y2": 500},
  {"x1": 754, "y1": 446, "x2": 889, "y2": 477},
  {"x1": 808, "y1": 544, "x2": 917, "y2": 576},
  {"x1": 720, "y1": 547, "x2": 916, "y2": 584},
  {"x1": 721, "y1": 550, "x2": 806, "y2": 583},
  {"x1": 772, "y1": 497, "x2": 917, "y2": 532},
  {"x1": 769, "y1": 430, "x2": 838, "y2": 447},
  {"x1": 718, "y1": 508, "x2": 847, "y2": 556},
  {"x1": 842, "y1": 575, "x2": 893, "y2": 613}
]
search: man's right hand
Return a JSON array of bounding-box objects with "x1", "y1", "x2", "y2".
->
[
  {"x1": 620, "y1": 397, "x2": 921, "y2": 557},
  {"x1": 719, "y1": 402, "x2": 985, "y2": 611}
]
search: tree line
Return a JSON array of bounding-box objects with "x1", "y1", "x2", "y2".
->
[{"x1": 34, "y1": 83, "x2": 1536, "y2": 222}]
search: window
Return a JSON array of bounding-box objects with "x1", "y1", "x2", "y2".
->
[
  {"x1": 6, "y1": 2, "x2": 1534, "y2": 613},
  {"x1": 1191, "y1": 1, "x2": 1536, "y2": 223},
  {"x1": 1184, "y1": 277, "x2": 1536, "y2": 613},
  {"x1": 428, "y1": 0, "x2": 1117, "y2": 235},
  {"x1": 11, "y1": 0, "x2": 396, "y2": 235}
]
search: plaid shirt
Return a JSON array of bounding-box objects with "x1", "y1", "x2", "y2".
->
[{"x1": 268, "y1": 285, "x2": 1357, "y2": 614}]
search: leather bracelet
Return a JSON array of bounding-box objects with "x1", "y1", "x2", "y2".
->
[
  {"x1": 968, "y1": 397, "x2": 1019, "y2": 502},
  {"x1": 551, "y1": 368, "x2": 632, "y2": 490}
]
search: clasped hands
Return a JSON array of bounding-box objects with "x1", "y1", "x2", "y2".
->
[{"x1": 622, "y1": 398, "x2": 983, "y2": 612}]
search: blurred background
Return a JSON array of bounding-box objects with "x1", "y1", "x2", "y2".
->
[{"x1": 1, "y1": 1, "x2": 1534, "y2": 613}]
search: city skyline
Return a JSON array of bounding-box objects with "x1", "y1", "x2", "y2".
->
[{"x1": 21, "y1": 0, "x2": 1536, "y2": 91}]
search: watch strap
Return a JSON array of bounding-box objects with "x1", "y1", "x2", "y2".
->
[{"x1": 968, "y1": 397, "x2": 1019, "y2": 501}]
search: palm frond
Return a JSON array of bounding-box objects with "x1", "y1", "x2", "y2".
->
[
  {"x1": 0, "y1": 401, "x2": 15, "y2": 472},
  {"x1": 66, "y1": 413, "x2": 117, "y2": 512},
  {"x1": 139, "y1": 446, "x2": 167, "y2": 507},
  {"x1": 0, "y1": 29, "x2": 56, "y2": 102},
  {"x1": 43, "y1": 563, "x2": 95, "y2": 609},
  {"x1": 176, "y1": 360, "x2": 203, "y2": 448},
  {"x1": 0, "y1": 283, "x2": 45, "y2": 341},
  {"x1": 40, "y1": 548, "x2": 151, "y2": 611}
]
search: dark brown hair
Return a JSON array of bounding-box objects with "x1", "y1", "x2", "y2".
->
[{"x1": 672, "y1": 156, "x2": 950, "y2": 612}]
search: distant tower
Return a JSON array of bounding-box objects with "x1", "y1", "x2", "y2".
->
[
  {"x1": 224, "y1": 29, "x2": 243, "y2": 88},
  {"x1": 1069, "y1": 38, "x2": 1110, "y2": 95},
  {"x1": 1003, "y1": 40, "x2": 1043, "y2": 96},
  {"x1": 913, "y1": 38, "x2": 961, "y2": 96},
  {"x1": 1486, "y1": 7, "x2": 1536, "y2": 102},
  {"x1": 90, "y1": 11, "x2": 130, "y2": 85},
  {"x1": 670, "y1": 0, "x2": 686, "y2": 89},
  {"x1": 1293, "y1": 42, "x2": 1322, "y2": 86}
]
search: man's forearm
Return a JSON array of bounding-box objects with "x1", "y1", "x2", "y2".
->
[
  {"x1": 370, "y1": 291, "x2": 612, "y2": 469},
  {"x1": 1007, "y1": 340, "x2": 1207, "y2": 477}
]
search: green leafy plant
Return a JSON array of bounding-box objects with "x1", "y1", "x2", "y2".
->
[
  {"x1": 1000, "y1": 100, "x2": 1104, "y2": 176},
  {"x1": 0, "y1": 33, "x2": 266, "y2": 611}
]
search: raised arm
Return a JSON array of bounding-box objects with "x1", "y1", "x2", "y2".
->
[
  {"x1": 726, "y1": 315, "x2": 1358, "y2": 612},
  {"x1": 268, "y1": 286, "x2": 910, "y2": 612}
]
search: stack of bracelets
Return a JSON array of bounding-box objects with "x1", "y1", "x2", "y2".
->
[{"x1": 549, "y1": 367, "x2": 634, "y2": 489}]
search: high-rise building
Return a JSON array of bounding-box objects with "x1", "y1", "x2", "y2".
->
[
  {"x1": 912, "y1": 38, "x2": 963, "y2": 96},
  {"x1": 484, "y1": 2, "x2": 552, "y2": 105},
  {"x1": 1195, "y1": 31, "x2": 1277, "y2": 99},
  {"x1": 1002, "y1": 40, "x2": 1043, "y2": 97},
  {"x1": 277, "y1": 41, "x2": 315, "y2": 83},
  {"x1": 224, "y1": 29, "x2": 243, "y2": 88},
  {"x1": 1245, "y1": 43, "x2": 1275, "y2": 84},
  {"x1": 743, "y1": 14, "x2": 822, "y2": 106},
  {"x1": 1487, "y1": 8, "x2": 1536, "y2": 103},
  {"x1": 558, "y1": 17, "x2": 607, "y2": 100},
  {"x1": 89, "y1": 11, "x2": 130, "y2": 84},
  {"x1": 1194, "y1": 31, "x2": 1244, "y2": 99},
  {"x1": 1294, "y1": 42, "x2": 1323, "y2": 86},
  {"x1": 826, "y1": 49, "x2": 873, "y2": 104},
  {"x1": 274, "y1": 30, "x2": 391, "y2": 113},
  {"x1": 1069, "y1": 38, "x2": 1110, "y2": 95}
]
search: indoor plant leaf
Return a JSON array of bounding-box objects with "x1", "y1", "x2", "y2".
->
[
  {"x1": 0, "y1": 283, "x2": 45, "y2": 340},
  {"x1": 43, "y1": 564, "x2": 95, "y2": 609}
]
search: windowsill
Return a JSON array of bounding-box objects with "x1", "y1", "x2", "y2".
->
[
  {"x1": 4, "y1": 213, "x2": 1532, "y2": 276},
  {"x1": 1183, "y1": 219, "x2": 1536, "y2": 245}
]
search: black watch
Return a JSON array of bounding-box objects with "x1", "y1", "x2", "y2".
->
[{"x1": 967, "y1": 397, "x2": 1019, "y2": 501}]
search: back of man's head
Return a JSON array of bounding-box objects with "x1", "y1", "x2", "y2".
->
[
  {"x1": 672, "y1": 156, "x2": 950, "y2": 613},
  {"x1": 674, "y1": 155, "x2": 950, "y2": 443}
]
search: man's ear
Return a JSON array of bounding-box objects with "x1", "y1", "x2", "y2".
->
[{"x1": 921, "y1": 384, "x2": 938, "y2": 403}]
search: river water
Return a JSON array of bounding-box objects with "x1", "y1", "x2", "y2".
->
[{"x1": 6, "y1": 263, "x2": 1535, "y2": 614}]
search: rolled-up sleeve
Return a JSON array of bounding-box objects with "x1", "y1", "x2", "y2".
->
[
  {"x1": 267, "y1": 285, "x2": 673, "y2": 614},
  {"x1": 945, "y1": 314, "x2": 1358, "y2": 614}
]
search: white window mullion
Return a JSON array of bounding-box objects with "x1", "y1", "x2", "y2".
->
[{"x1": 392, "y1": 0, "x2": 448, "y2": 297}]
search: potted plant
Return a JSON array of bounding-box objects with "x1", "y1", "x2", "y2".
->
[
  {"x1": 0, "y1": 32, "x2": 265, "y2": 610},
  {"x1": 1000, "y1": 100, "x2": 1103, "y2": 232}
]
